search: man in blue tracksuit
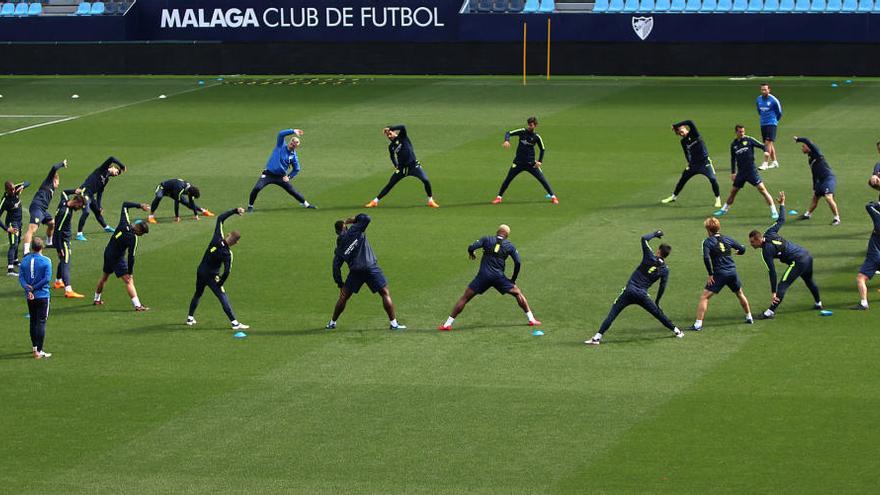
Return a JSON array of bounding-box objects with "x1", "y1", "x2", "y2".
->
[
  {"x1": 247, "y1": 128, "x2": 316, "y2": 212},
  {"x1": 749, "y1": 192, "x2": 823, "y2": 319},
  {"x1": 327, "y1": 213, "x2": 405, "y2": 330},
  {"x1": 756, "y1": 83, "x2": 782, "y2": 170},
  {"x1": 23, "y1": 160, "x2": 66, "y2": 256},
  {"x1": 853, "y1": 201, "x2": 880, "y2": 310},
  {"x1": 795, "y1": 137, "x2": 840, "y2": 225},
  {"x1": 19, "y1": 238, "x2": 53, "y2": 359},
  {"x1": 1, "y1": 180, "x2": 29, "y2": 276},
  {"x1": 75, "y1": 156, "x2": 126, "y2": 241},
  {"x1": 661, "y1": 120, "x2": 722, "y2": 207}
]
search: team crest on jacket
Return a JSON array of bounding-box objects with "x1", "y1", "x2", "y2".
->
[{"x1": 632, "y1": 16, "x2": 654, "y2": 41}]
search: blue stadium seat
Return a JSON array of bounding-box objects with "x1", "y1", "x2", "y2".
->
[
  {"x1": 716, "y1": 0, "x2": 732, "y2": 10},
  {"x1": 857, "y1": 0, "x2": 872, "y2": 11},
  {"x1": 654, "y1": 0, "x2": 671, "y2": 10},
  {"x1": 685, "y1": 0, "x2": 701, "y2": 11},
  {"x1": 873, "y1": 0, "x2": 880, "y2": 10},
  {"x1": 810, "y1": 0, "x2": 826, "y2": 10},
  {"x1": 840, "y1": 0, "x2": 857, "y2": 10},
  {"x1": 0, "y1": 3, "x2": 13, "y2": 15},
  {"x1": 509, "y1": 0, "x2": 526, "y2": 11},
  {"x1": 476, "y1": 0, "x2": 492, "y2": 12},
  {"x1": 778, "y1": 0, "x2": 795, "y2": 9},
  {"x1": 75, "y1": 2, "x2": 91, "y2": 14},
  {"x1": 763, "y1": 0, "x2": 779, "y2": 11},
  {"x1": 492, "y1": 0, "x2": 509, "y2": 12},
  {"x1": 624, "y1": 0, "x2": 639, "y2": 12},
  {"x1": 794, "y1": 0, "x2": 810, "y2": 11},
  {"x1": 669, "y1": 0, "x2": 686, "y2": 11},
  {"x1": 731, "y1": 0, "x2": 748, "y2": 10},
  {"x1": 27, "y1": 1, "x2": 40, "y2": 15},
  {"x1": 825, "y1": 0, "x2": 842, "y2": 10},
  {"x1": 593, "y1": 0, "x2": 609, "y2": 11},
  {"x1": 639, "y1": 0, "x2": 655, "y2": 10},
  {"x1": 91, "y1": 1, "x2": 105, "y2": 14},
  {"x1": 538, "y1": 0, "x2": 555, "y2": 12},
  {"x1": 523, "y1": 0, "x2": 540, "y2": 12},
  {"x1": 700, "y1": 0, "x2": 717, "y2": 12},
  {"x1": 608, "y1": 0, "x2": 625, "y2": 11},
  {"x1": 13, "y1": 1, "x2": 26, "y2": 14},
  {"x1": 747, "y1": 0, "x2": 763, "y2": 11}
]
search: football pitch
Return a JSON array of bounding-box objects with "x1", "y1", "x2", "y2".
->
[{"x1": 1, "y1": 75, "x2": 878, "y2": 494}]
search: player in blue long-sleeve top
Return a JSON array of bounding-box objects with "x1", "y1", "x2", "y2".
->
[
  {"x1": 247, "y1": 128, "x2": 316, "y2": 212},
  {"x1": 794, "y1": 137, "x2": 840, "y2": 225},
  {"x1": 586, "y1": 231, "x2": 683, "y2": 345},
  {"x1": 661, "y1": 120, "x2": 722, "y2": 207},
  {"x1": 74, "y1": 156, "x2": 126, "y2": 241},
  {"x1": 749, "y1": 192, "x2": 823, "y2": 319},
  {"x1": 1, "y1": 180, "x2": 29, "y2": 276},
  {"x1": 365, "y1": 125, "x2": 439, "y2": 208},
  {"x1": 852, "y1": 201, "x2": 880, "y2": 310},
  {"x1": 23, "y1": 160, "x2": 66, "y2": 256},
  {"x1": 714, "y1": 125, "x2": 778, "y2": 219},
  {"x1": 756, "y1": 83, "x2": 782, "y2": 170},
  {"x1": 491, "y1": 117, "x2": 558, "y2": 205},
  {"x1": 93, "y1": 201, "x2": 151, "y2": 311},
  {"x1": 437, "y1": 225, "x2": 543, "y2": 334},
  {"x1": 19, "y1": 238, "x2": 53, "y2": 359}
]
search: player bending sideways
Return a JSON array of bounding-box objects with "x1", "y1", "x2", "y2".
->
[
  {"x1": 586, "y1": 231, "x2": 684, "y2": 345},
  {"x1": 51, "y1": 190, "x2": 86, "y2": 298},
  {"x1": 794, "y1": 137, "x2": 840, "y2": 225},
  {"x1": 247, "y1": 128, "x2": 317, "y2": 212},
  {"x1": 1, "y1": 180, "x2": 29, "y2": 276},
  {"x1": 749, "y1": 192, "x2": 823, "y2": 319},
  {"x1": 93, "y1": 202, "x2": 151, "y2": 311},
  {"x1": 438, "y1": 224, "x2": 543, "y2": 335},
  {"x1": 714, "y1": 125, "x2": 778, "y2": 219},
  {"x1": 365, "y1": 125, "x2": 439, "y2": 208},
  {"x1": 75, "y1": 156, "x2": 126, "y2": 241},
  {"x1": 852, "y1": 201, "x2": 880, "y2": 310},
  {"x1": 688, "y1": 217, "x2": 753, "y2": 331},
  {"x1": 147, "y1": 179, "x2": 214, "y2": 223},
  {"x1": 327, "y1": 213, "x2": 406, "y2": 330},
  {"x1": 661, "y1": 120, "x2": 722, "y2": 207},
  {"x1": 23, "y1": 161, "x2": 66, "y2": 256},
  {"x1": 492, "y1": 117, "x2": 558, "y2": 205}
]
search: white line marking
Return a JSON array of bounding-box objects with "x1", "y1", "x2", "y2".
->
[
  {"x1": 0, "y1": 115, "x2": 70, "y2": 118},
  {"x1": 0, "y1": 117, "x2": 79, "y2": 136}
]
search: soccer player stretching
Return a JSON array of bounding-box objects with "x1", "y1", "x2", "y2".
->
[
  {"x1": 756, "y1": 83, "x2": 782, "y2": 170},
  {"x1": 586, "y1": 231, "x2": 683, "y2": 345},
  {"x1": 326, "y1": 213, "x2": 406, "y2": 330},
  {"x1": 492, "y1": 117, "x2": 558, "y2": 205},
  {"x1": 247, "y1": 128, "x2": 316, "y2": 212},
  {"x1": 51, "y1": 190, "x2": 86, "y2": 298},
  {"x1": 689, "y1": 217, "x2": 753, "y2": 331},
  {"x1": 19, "y1": 238, "x2": 52, "y2": 359},
  {"x1": 94, "y1": 202, "x2": 151, "y2": 311},
  {"x1": 795, "y1": 137, "x2": 840, "y2": 225},
  {"x1": 1, "y1": 180, "x2": 29, "y2": 276},
  {"x1": 661, "y1": 120, "x2": 722, "y2": 207},
  {"x1": 852, "y1": 201, "x2": 880, "y2": 310},
  {"x1": 365, "y1": 125, "x2": 439, "y2": 208},
  {"x1": 749, "y1": 192, "x2": 823, "y2": 319},
  {"x1": 22, "y1": 160, "x2": 66, "y2": 255},
  {"x1": 438, "y1": 224, "x2": 543, "y2": 335},
  {"x1": 714, "y1": 125, "x2": 778, "y2": 219},
  {"x1": 75, "y1": 156, "x2": 126, "y2": 241},
  {"x1": 147, "y1": 179, "x2": 214, "y2": 223},
  {"x1": 186, "y1": 207, "x2": 249, "y2": 330}
]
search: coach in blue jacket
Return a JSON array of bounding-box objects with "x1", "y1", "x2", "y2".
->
[{"x1": 19, "y1": 238, "x2": 53, "y2": 359}]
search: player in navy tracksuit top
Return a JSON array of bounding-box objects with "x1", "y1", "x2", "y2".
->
[
  {"x1": 872, "y1": 142, "x2": 880, "y2": 199},
  {"x1": 187, "y1": 208, "x2": 249, "y2": 330},
  {"x1": 148, "y1": 179, "x2": 212, "y2": 223},
  {"x1": 586, "y1": 231, "x2": 683, "y2": 345},
  {"x1": 23, "y1": 160, "x2": 67, "y2": 256},
  {"x1": 661, "y1": 120, "x2": 722, "y2": 207},
  {"x1": 714, "y1": 125, "x2": 778, "y2": 219},
  {"x1": 492, "y1": 117, "x2": 558, "y2": 205},
  {"x1": 1, "y1": 180, "x2": 29, "y2": 275},
  {"x1": 795, "y1": 137, "x2": 840, "y2": 225},
  {"x1": 94, "y1": 201, "x2": 151, "y2": 311},
  {"x1": 688, "y1": 217, "x2": 753, "y2": 331},
  {"x1": 19, "y1": 238, "x2": 53, "y2": 359},
  {"x1": 749, "y1": 192, "x2": 823, "y2": 319},
  {"x1": 365, "y1": 125, "x2": 439, "y2": 208},
  {"x1": 327, "y1": 213, "x2": 406, "y2": 330},
  {"x1": 756, "y1": 83, "x2": 782, "y2": 169},
  {"x1": 247, "y1": 128, "x2": 316, "y2": 211},
  {"x1": 438, "y1": 225, "x2": 543, "y2": 333},
  {"x1": 75, "y1": 156, "x2": 126, "y2": 240},
  {"x1": 51, "y1": 190, "x2": 85, "y2": 297},
  {"x1": 853, "y1": 201, "x2": 880, "y2": 310}
]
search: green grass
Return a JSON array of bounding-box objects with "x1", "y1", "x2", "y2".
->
[{"x1": 1, "y1": 75, "x2": 879, "y2": 494}]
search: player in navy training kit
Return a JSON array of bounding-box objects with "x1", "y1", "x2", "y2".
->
[
  {"x1": 661, "y1": 120, "x2": 722, "y2": 207},
  {"x1": 94, "y1": 202, "x2": 151, "y2": 311},
  {"x1": 365, "y1": 125, "x2": 439, "y2": 208},
  {"x1": 492, "y1": 117, "x2": 558, "y2": 205},
  {"x1": 438, "y1": 225, "x2": 543, "y2": 334},
  {"x1": 1, "y1": 180, "x2": 29, "y2": 276},
  {"x1": 22, "y1": 160, "x2": 67, "y2": 256},
  {"x1": 749, "y1": 192, "x2": 823, "y2": 319},
  {"x1": 794, "y1": 137, "x2": 840, "y2": 225},
  {"x1": 247, "y1": 128, "x2": 317, "y2": 212},
  {"x1": 50, "y1": 190, "x2": 86, "y2": 298},
  {"x1": 75, "y1": 156, "x2": 125, "y2": 241},
  {"x1": 688, "y1": 217, "x2": 753, "y2": 331},
  {"x1": 871, "y1": 141, "x2": 880, "y2": 197},
  {"x1": 186, "y1": 208, "x2": 249, "y2": 330},
  {"x1": 757, "y1": 83, "x2": 782, "y2": 170},
  {"x1": 327, "y1": 213, "x2": 406, "y2": 330},
  {"x1": 147, "y1": 179, "x2": 213, "y2": 223},
  {"x1": 586, "y1": 231, "x2": 683, "y2": 345},
  {"x1": 852, "y1": 201, "x2": 880, "y2": 310},
  {"x1": 714, "y1": 125, "x2": 778, "y2": 219},
  {"x1": 19, "y1": 238, "x2": 53, "y2": 359}
]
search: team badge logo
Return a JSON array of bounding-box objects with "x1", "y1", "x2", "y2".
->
[{"x1": 631, "y1": 16, "x2": 654, "y2": 41}]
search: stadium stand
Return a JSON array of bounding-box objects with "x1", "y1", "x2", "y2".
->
[
  {"x1": 811, "y1": 0, "x2": 826, "y2": 11},
  {"x1": 538, "y1": 0, "x2": 556, "y2": 11},
  {"x1": 90, "y1": 1, "x2": 104, "y2": 14},
  {"x1": 748, "y1": 0, "x2": 763, "y2": 11},
  {"x1": 460, "y1": 0, "x2": 878, "y2": 12},
  {"x1": 857, "y1": 0, "x2": 872, "y2": 11},
  {"x1": 686, "y1": 0, "x2": 701, "y2": 11},
  {"x1": 654, "y1": 0, "x2": 672, "y2": 10},
  {"x1": 623, "y1": 0, "x2": 639, "y2": 12},
  {"x1": 669, "y1": 0, "x2": 686, "y2": 11},
  {"x1": 523, "y1": 0, "x2": 540, "y2": 11},
  {"x1": 593, "y1": 0, "x2": 609, "y2": 11},
  {"x1": 700, "y1": 0, "x2": 718, "y2": 12}
]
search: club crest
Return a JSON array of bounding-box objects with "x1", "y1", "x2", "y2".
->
[{"x1": 632, "y1": 16, "x2": 654, "y2": 41}]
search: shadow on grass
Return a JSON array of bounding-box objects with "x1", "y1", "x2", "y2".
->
[{"x1": 0, "y1": 352, "x2": 34, "y2": 360}]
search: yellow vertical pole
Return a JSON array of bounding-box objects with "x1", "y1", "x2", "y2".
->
[
  {"x1": 523, "y1": 22, "x2": 527, "y2": 86},
  {"x1": 546, "y1": 17, "x2": 551, "y2": 80}
]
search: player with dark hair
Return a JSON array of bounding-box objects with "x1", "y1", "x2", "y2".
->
[
  {"x1": 22, "y1": 160, "x2": 66, "y2": 256},
  {"x1": 326, "y1": 213, "x2": 407, "y2": 330},
  {"x1": 794, "y1": 137, "x2": 840, "y2": 225},
  {"x1": 74, "y1": 156, "x2": 126, "y2": 241},
  {"x1": 757, "y1": 83, "x2": 782, "y2": 170},
  {"x1": 437, "y1": 224, "x2": 543, "y2": 335},
  {"x1": 186, "y1": 207, "x2": 249, "y2": 330},
  {"x1": 93, "y1": 202, "x2": 151, "y2": 311},
  {"x1": 852, "y1": 201, "x2": 880, "y2": 310},
  {"x1": 247, "y1": 128, "x2": 317, "y2": 212},
  {"x1": 714, "y1": 125, "x2": 778, "y2": 219},
  {"x1": 749, "y1": 192, "x2": 823, "y2": 319},
  {"x1": 50, "y1": 190, "x2": 86, "y2": 298},
  {"x1": 1, "y1": 180, "x2": 29, "y2": 276},
  {"x1": 688, "y1": 217, "x2": 752, "y2": 331},
  {"x1": 19, "y1": 238, "x2": 53, "y2": 359},
  {"x1": 586, "y1": 231, "x2": 684, "y2": 345},
  {"x1": 365, "y1": 125, "x2": 439, "y2": 208},
  {"x1": 491, "y1": 117, "x2": 558, "y2": 205},
  {"x1": 147, "y1": 179, "x2": 213, "y2": 224},
  {"x1": 869, "y1": 140, "x2": 880, "y2": 199},
  {"x1": 661, "y1": 120, "x2": 722, "y2": 207}
]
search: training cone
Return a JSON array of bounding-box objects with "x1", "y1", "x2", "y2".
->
[
  {"x1": 820, "y1": 310, "x2": 833, "y2": 317},
  {"x1": 233, "y1": 331, "x2": 248, "y2": 338},
  {"x1": 531, "y1": 329, "x2": 545, "y2": 336},
  {"x1": 788, "y1": 210, "x2": 798, "y2": 215}
]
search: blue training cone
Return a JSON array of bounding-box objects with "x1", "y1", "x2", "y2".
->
[
  {"x1": 788, "y1": 209, "x2": 798, "y2": 216},
  {"x1": 845, "y1": 79, "x2": 853, "y2": 84},
  {"x1": 531, "y1": 329, "x2": 545, "y2": 336},
  {"x1": 198, "y1": 80, "x2": 205, "y2": 86},
  {"x1": 831, "y1": 83, "x2": 839, "y2": 88},
  {"x1": 233, "y1": 331, "x2": 248, "y2": 338},
  {"x1": 820, "y1": 310, "x2": 833, "y2": 317}
]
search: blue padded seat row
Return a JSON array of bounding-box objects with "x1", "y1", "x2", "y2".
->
[
  {"x1": 523, "y1": 0, "x2": 540, "y2": 11},
  {"x1": 538, "y1": 0, "x2": 556, "y2": 11},
  {"x1": 0, "y1": 3, "x2": 13, "y2": 15},
  {"x1": 593, "y1": 0, "x2": 609, "y2": 11},
  {"x1": 75, "y1": 1, "x2": 90, "y2": 14},
  {"x1": 593, "y1": 0, "x2": 878, "y2": 11}
]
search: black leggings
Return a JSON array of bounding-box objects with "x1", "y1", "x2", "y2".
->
[
  {"x1": 377, "y1": 165, "x2": 433, "y2": 199},
  {"x1": 599, "y1": 289, "x2": 676, "y2": 335},
  {"x1": 6, "y1": 217, "x2": 21, "y2": 266},
  {"x1": 673, "y1": 166, "x2": 720, "y2": 198},
  {"x1": 78, "y1": 191, "x2": 108, "y2": 231},
  {"x1": 497, "y1": 163, "x2": 554, "y2": 197},
  {"x1": 27, "y1": 298, "x2": 49, "y2": 351},
  {"x1": 769, "y1": 258, "x2": 821, "y2": 311},
  {"x1": 55, "y1": 239, "x2": 71, "y2": 286},
  {"x1": 188, "y1": 273, "x2": 236, "y2": 322},
  {"x1": 248, "y1": 171, "x2": 306, "y2": 206}
]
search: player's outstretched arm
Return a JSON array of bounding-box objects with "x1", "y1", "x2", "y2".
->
[
  {"x1": 794, "y1": 136, "x2": 820, "y2": 156},
  {"x1": 641, "y1": 230, "x2": 663, "y2": 261},
  {"x1": 276, "y1": 129, "x2": 296, "y2": 147},
  {"x1": 332, "y1": 254, "x2": 344, "y2": 288}
]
